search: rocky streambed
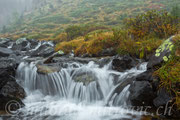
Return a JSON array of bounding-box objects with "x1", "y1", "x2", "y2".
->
[{"x1": 0, "y1": 37, "x2": 179, "y2": 119}]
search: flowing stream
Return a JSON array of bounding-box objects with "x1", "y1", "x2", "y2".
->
[{"x1": 12, "y1": 60, "x2": 147, "y2": 120}]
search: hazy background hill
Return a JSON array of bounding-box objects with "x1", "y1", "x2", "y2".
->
[
  {"x1": 0, "y1": 0, "x2": 33, "y2": 28},
  {"x1": 0, "y1": 0, "x2": 179, "y2": 40}
]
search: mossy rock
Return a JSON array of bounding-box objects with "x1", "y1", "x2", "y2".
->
[{"x1": 147, "y1": 36, "x2": 175, "y2": 69}]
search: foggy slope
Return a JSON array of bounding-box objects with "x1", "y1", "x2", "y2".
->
[{"x1": 0, "y1": 0, "x2": 179, "y2": 40}]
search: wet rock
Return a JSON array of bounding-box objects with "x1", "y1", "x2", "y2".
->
[
  {"x1": 129, "y1": 81, "x2": 155, "y2": 106},
  {"x1": 112, "y1": 55, "x2": 137, "y2": 72},
  {"x1": 106, "y1": 76, "x2": 136, "y2": 106},
  {"x1": 98, "y1": 57, "x2": 112, "y2": 68},
  {"x1": 99, "y1": 48, "x2": 116, "y2": 57},
  {"x1": 135, "y1": 70, "x2": 153, "y2": 82},
  {"x1": 0, "y1": 57, "x2": 25, "y2": 112},
  {"x1": 43, "y1": 51, "x2": 65, "y2": 64},
  {"x1": 28, "y1": 39, "x2": 39, "y2": 48},
  {"x1": 12, "y1": 38, "x2": 29, "y2": 51},
  {"x1": 0, "y1": 94, "x2": 24, "y2": 111},
  {"x1": 0, "y1": 38, "x2": 12, "y2": 48},
  {"x1": 31, "y1": 44, "x2": 54, "y2": 57},
  {"x1": 0, "y1": 58, "x2": 24, "y2": 98},
  {"x1": 36, "y1": 64, "x2": 60, "y2": 74},
  {"x1": 15, "y1": 38, "x2": 27, "y2": 45},
  {"x1": 53, "y1": 57, "x2": 99, "y2": 65},
  {"x1": 0, "y1": 58, "x2": 17, "y2": 77},
  {"x1": 147, "y1": 36, "x2": 175, "y2": 69},
  {"x1": 0, "y1": 47, "x2": 13, "y2": 57},
  {"x1": 153, "y1": 88, "x2": 172, "y2": 107},
  {"x1": 0, "y1": 81, "x2": 25, "y2": 99},
  {"x1": 72, "y1": 71, "x2": 97, "y2": 86},
  {"x1": 23, "y1": 57, "x2": 44, "y2": 63}
]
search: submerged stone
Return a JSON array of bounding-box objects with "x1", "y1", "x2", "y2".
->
[
  {"x1": 72, "y1": 71, "x2": 97, "y2": 86},
  {"x1": 36, "y1": 65, "x2": 60, "y2": 74}
]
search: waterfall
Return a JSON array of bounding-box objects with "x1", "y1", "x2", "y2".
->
[{"x1": 14, "y1": 60, "x2": 147, "y2": 120}]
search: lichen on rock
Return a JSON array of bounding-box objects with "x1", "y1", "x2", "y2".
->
[{"x1": 155, "y1": 37, "x2": 174, "y2": 62}]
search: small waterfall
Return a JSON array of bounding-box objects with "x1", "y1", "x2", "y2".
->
[
  {"x1": 14, "y1": 60, "x2": 147, "y2": 120},
  {"x1": 16, "y1": 60, "x2": 147, "y2": 104}
]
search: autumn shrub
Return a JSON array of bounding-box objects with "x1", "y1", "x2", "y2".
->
[
  {"x1": 85, "y1": 32, "x2": 114, "y2": 55},
  {"x1": 52, "y1": 32, "x2": 68, "y2": 43},
  {"x1": 113, "y1": 28, "x2": 163, "y2": 58},
  {"x1": 125, "y1": 10, "x2": 179, "y2": 39},
  {"x1": 55, "y1": 37, "x2": 85, "y2": 53},
  {"x1": 55, "y1": 31, "x2": 115, "y2": 56},
  {"x1": 65, "y1": 26, "x2": 85, "y2": 40},
  {"x1": 75, "y1": 43, "x2": 88, "y2": 56}
]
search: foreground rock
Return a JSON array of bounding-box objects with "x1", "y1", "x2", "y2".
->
[
  {"x1": 128, "y1": 36, "x2": 180, "y2": 118},
  {"x1": 0, "y1": 94, "x2": 24, "y2": 113},
  {"x1": 0, "y1": 57, "x2": 25, "y2": 113},
  {"x1": 0, "y1": 37, "x2": 56, "y2": 114},
  {"x1": 112, "y1": 55, "x2": 138, "y2": 72},
  {"x1": 0, "y1": 38, "x2": 30, "y2": 113},
  {"x1": 129, "y1": 81, "x2": 155, "y2": 106}
]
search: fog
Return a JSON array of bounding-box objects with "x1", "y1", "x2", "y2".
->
[{"x1": 0, "y1": 0, "x2": 33, "y2": 28}]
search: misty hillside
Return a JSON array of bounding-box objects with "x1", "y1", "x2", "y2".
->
[
  {"x1": 0, "y1": 0, "x2": 180, "y2": 40},
  {"x1": 0, "y1": 0, "x2": 33, "y2": 28}
]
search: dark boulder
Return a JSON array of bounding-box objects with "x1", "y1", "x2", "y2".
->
[
  {"x1": 0, "y1": 57, "x2": 25, "y2": 99},
  {"x1": 153, "y1": 88, "x2": 172, "y2": 107},
  {"x1": 129, "y1": 81, "x2": 155, "y2": 106},
  {"x1": 135, "y1": 70, "x2": 153, "y2": 82},
  {"x1": 0, "y1": 94, "x2": 24, "y2": 112},
  {"x1": 11, "y1": 38, "x2": 30, "y2": 51},
  {"x1": 0, "y1": 81, "x2": 25, "y2": 99},
  {"x1": 0, "y1": 47, "x2": 13, "y2": 57},
  {"x1": 28, "y1": 39, "x2": 39, "y2": 49},
  {"x1": 0, "y1": 38, "x2": 12, "y2": 48},
  {"x1": 112, "y1": 55, "x2": 137, "y2": 72},
  {"x1": 31, "y1": 44, "x2": 54, "y2": 57},
  {"x1": 0, "y1": 57, "x2": 25, "y2": 113},
  {"x1": 99, "y1": 48, "x2": 116, "y2": 57},
  {"x1": 106, "y1": 77, "x2": 136, "y2": 106},
  {"x1": 53, "y1": 57, "x2": 99, "y2": 65},
  {"x1": 98, "y1": 57, "x2": 112, "y2": 68},
  {"x1": 0, "y1": 57, "x2": 17, "y2": 77}
]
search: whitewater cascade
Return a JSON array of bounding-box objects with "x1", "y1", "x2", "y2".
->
[{"x1": 13, "y1": 60, "x2": 147, "y2": 120}]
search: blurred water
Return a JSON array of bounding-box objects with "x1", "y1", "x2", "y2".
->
[{"x1": 13, "y1": 60, "x2": 148, "y2": 120}]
